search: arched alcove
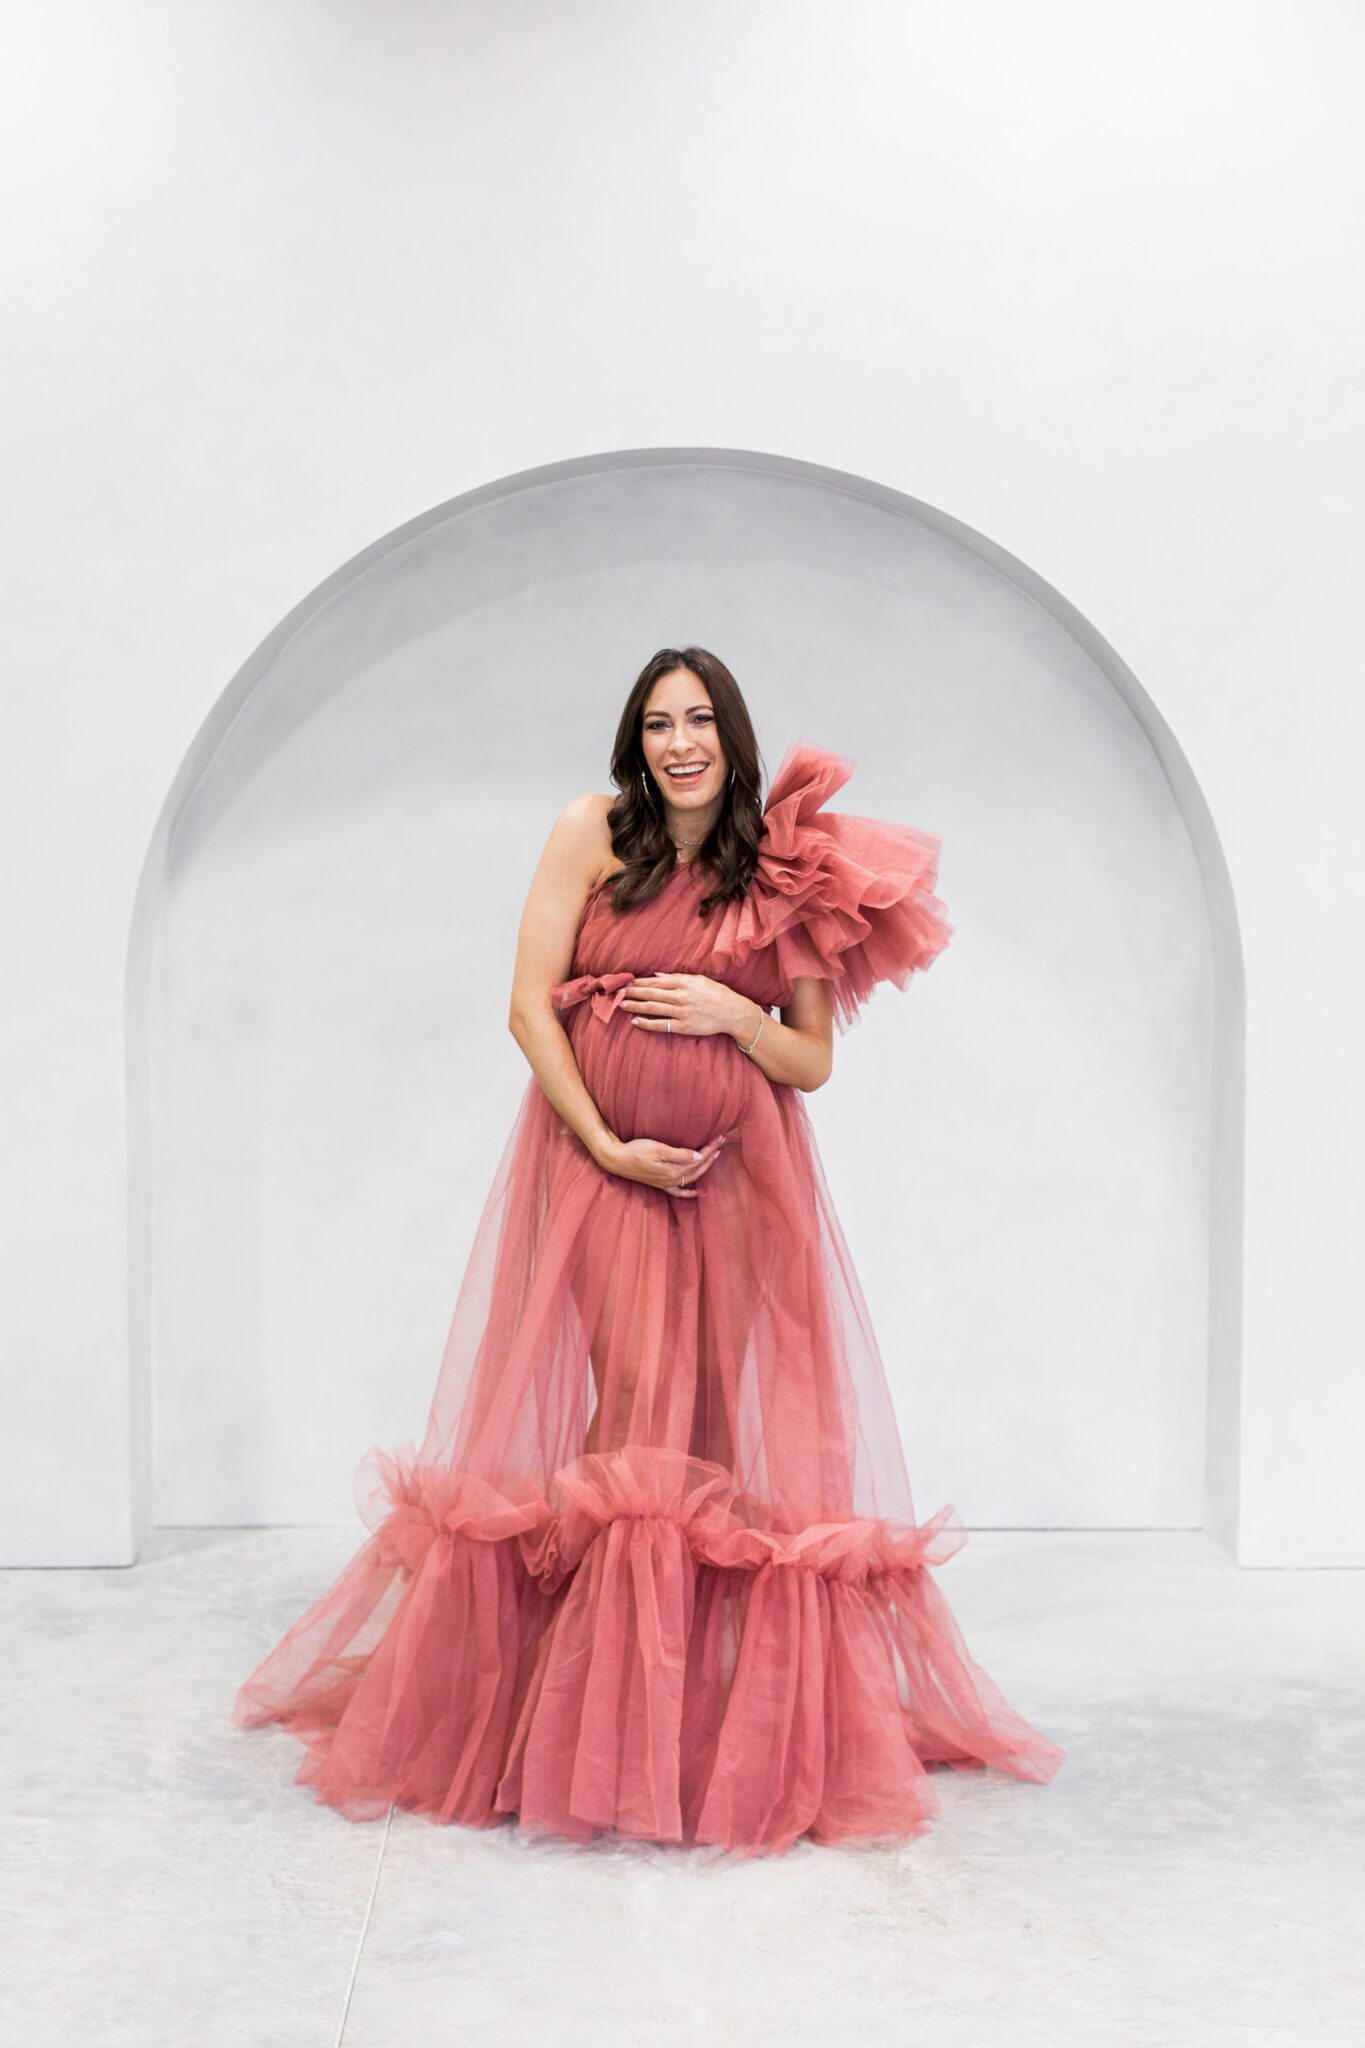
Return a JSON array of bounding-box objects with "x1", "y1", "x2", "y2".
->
[{"x1": 127, "y1": 448, "x2": 1244, "y2": 1556}]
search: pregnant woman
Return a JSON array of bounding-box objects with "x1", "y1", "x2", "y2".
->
[{"x1": 233, "y1": 644, "x2": 1065, "y2": 1855}]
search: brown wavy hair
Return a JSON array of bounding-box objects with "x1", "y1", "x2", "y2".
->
[{"x1": 601, "y1": 647, "x2": 765, "y2": 919}]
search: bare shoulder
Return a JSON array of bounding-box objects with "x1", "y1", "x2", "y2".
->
[
  {"x1": 544, "y1": 790, "x2": 619, "y2": 893},
  {"x1": 511, "y1": 794, "x2": 617, "y2": 1008}
]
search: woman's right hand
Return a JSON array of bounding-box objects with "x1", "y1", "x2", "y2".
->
[{"x1": 592, "y1": 1130, "x2": 727, "y2": 1198}]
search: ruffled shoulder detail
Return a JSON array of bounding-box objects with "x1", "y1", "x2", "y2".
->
[{"x1": 709, "y1": 737, "x2": 953, "y2": 1033}]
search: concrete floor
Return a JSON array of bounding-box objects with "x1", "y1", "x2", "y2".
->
[{"x1": 4, "y1": 1526, "x2": 1362, "y2": 2048}]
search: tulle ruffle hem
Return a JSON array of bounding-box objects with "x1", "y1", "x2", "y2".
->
[{"x1": 233, "y1": 1441, "x2": 1064, "y2": 1857}]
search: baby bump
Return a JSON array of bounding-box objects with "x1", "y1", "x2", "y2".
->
[{"x1": 572, "y1": 1009, "x2": 753, "y2": 1150}]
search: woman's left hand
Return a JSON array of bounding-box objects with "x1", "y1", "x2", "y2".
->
[{"x1": 621, "y1": 973, "x2": 755, "y2": 1040}]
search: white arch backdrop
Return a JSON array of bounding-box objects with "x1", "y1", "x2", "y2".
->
[{"x1": 126, "y1": 448, "x2": 1243, "y2": 1554}]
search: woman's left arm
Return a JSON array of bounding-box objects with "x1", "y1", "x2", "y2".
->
[{"x1": 621, "y1": 972, "x2": 834, "y2": 1092}]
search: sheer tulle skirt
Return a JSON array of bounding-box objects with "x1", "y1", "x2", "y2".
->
[{"x1": 234, "y1": 1020, "x2": 1065, "y2": 1855}]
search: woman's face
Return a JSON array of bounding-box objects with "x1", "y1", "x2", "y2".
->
[{"x1": 640, "y1": 669, "x2": 728, "y2": 821}]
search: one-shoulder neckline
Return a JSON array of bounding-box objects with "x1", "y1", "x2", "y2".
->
[{"x1": 589, "y1": 858, "x2": 703, "y2": 899}]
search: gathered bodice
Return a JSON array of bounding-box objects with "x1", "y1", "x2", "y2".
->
[
  {"x1": 556, "y1": 860, "x2": 788, "y2": 1018},
  {"x1": 547, "y1": 862, "x2": 771, "y2": 1151}
]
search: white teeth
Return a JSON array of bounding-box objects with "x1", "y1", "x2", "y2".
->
[{"x1": 667, "y1": 765, "x2": 706, "y2": 778}]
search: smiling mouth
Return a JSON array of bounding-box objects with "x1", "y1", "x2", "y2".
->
[{"x1": 665, "y1": 763, "x2": 708, "y2": 781}]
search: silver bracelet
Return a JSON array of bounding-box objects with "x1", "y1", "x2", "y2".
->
[{"x1": 741, "y1": 1009, "x2": 766, "y2": 1057}]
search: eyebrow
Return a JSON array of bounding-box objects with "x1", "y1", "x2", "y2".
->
[{"x1": 645, "y1": 704, "x2": 712, "y2": 716}]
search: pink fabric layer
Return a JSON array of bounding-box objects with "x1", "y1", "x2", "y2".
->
[
  {"x1": 705, "y1": 738, "x2": 954, "y2": 1033},
  {"x1": 233, "y1": 737, "x2": 1063, "y2": 1854}
]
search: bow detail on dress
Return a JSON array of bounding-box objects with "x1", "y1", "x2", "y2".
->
[{"x1": 550, "y1": 969, "x2": 638, "y2": 1022}]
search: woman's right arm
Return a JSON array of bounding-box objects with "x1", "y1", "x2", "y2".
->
[
  {"x1": 507, "y1": 796, "x2": 618, "y2": 1161},
  {"x1": 506, "y1": 796, "x2": 723, "y2": 1195}
]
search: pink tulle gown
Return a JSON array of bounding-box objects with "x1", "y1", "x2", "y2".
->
[{"x1": 233, "y1": 738, "x2": 1065, "y2": 1855}]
